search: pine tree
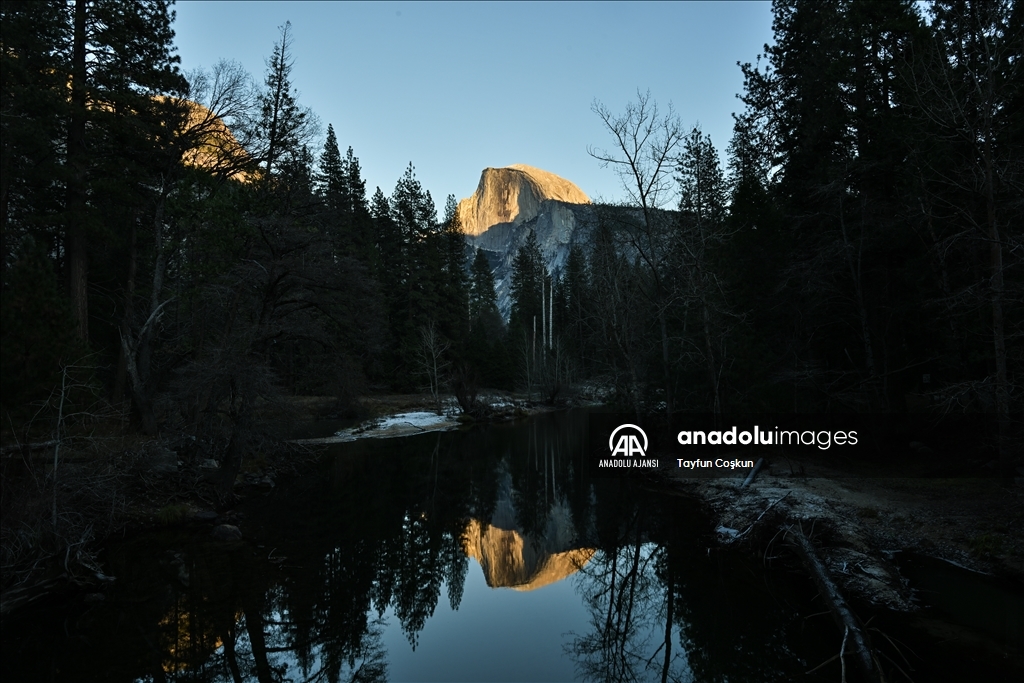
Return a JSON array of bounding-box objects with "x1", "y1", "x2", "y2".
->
[
  {"x1": 909, "y1": 0, "x2": 1021, "y2": 470},
  {"x1": 0, "y1": 239, "x2": 81, "y2": 414},
  {"x1": 722, "y1": 113, "x2": 789, "y2": 412},
  {"x1": 316, "y1": 124, "x2": 355, "y2": 257},
  {"x1": 256, "y1": 21, "x2": 315, "y2": 181},
  {"x1": 585, "y1": 218, "x2": 648, "y2": 410},
  {"x1": 343, "y1": 147, "x2": 376, "y2": 266},
  {"x1": 373, "y1": 165, "x2": 445, "y2": 383},
  {"x1": 316, "y1": 134, "x2": 375, "y2": 263},
  {"x1": 437, "y1": 195, "x2": 469, "y2": 340},
  {"x1": 371, "y1": 185, "x2": 402, "y2": 365},
  {"x1": 735, "y1": 0, "x2": 928, "y2": 410},
  {"x1": 464, "y1": 247, "x2": 505, "y2": 384},
  {"x1": 676, "y1": 127, "x2": 731, "y2": 413},
  {"x1": 344, "y1": 148, "x2": 368, "y2": 215},
  {"x1": 60, "y1": 0, "x2": 187, "y2": 343},
  {"x1": 766, "y1": 0, "x2": 853, "y2": 200},
  {"x1": 371, "y1": 186, "x2": 399, "y2": 274},
  {"x1": 678, "y1": 127, "x2": 727, "y2": 228},
  {"x1": 317, "y1": 124, "x2": 346, "y2": 213},
  {"x1": 0, "y1": 0, "x2": 68, "y2": 285},
  {"x1": 509, "y1": 230, "x2": 545, "y2": 336},
  {"x1": 391, "y1": 163, "x2": 437, "y2": 245},
  {"x1": 560, "y1": 243, "x2": 590, "y2": 372},
  {"x1": 470, "y1": 248, "x2": 498, "y2": 321}
]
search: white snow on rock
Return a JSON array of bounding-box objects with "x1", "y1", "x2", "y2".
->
[
  {"x1": 373, "y1": 411, "x2": 453, "y2": 431},
  {"x1": 291, "y1": 411, "x2": 458, "y2": 445}
]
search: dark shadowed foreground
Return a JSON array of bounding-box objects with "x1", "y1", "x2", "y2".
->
[{"x1": 2, "y1": 411, "x2": 1020, "y2": 683}]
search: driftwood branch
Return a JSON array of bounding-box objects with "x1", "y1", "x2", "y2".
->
[
  {"x1": 787, "y1": 525, "x2": 880, "y2": 683},
  {"x1": 840, "y1": 625, "x2": 848, "y2": 683},
  {"x1": 716, "y1": 492, "x2": 791, "y2": 543},
  {"x1": 741, "y1": 492, "x2": 789, "y2": 537}
]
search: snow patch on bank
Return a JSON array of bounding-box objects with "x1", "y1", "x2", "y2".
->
[
  {"x1": 292, "y1": 411, "x2": 459, "y2": 445},
  {"x1": 372, "y1": 411, "x2": 453, "y2": 432}
]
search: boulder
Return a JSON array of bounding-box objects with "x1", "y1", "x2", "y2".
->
[
  {"x1": 210, "y1": 524, "x2": 242, "y2": 542},
  {"x1": 146, "y1": 447, "x2": 178, "y2": 475}
]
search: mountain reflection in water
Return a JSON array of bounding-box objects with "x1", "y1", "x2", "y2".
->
[
  {"x1": 2, "y1": 410, "x2": 1017, "y2": 683},
  {"x1": 463, "y1": 470, "x2": 595, "y2": 591}
]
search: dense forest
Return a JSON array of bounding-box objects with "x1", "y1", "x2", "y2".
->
[{"x1": 0, "y1": 0, "x2": 1020, "y2": 588}]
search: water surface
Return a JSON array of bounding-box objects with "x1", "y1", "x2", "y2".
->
[{"x1": 2, "y1": 410, "x2": 1019, "y2": 682}]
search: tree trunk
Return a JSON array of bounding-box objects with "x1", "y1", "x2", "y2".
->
[
  {"x1": 839, "y1": 196, "x2": 877, "y2": 383},
  {"x1": 659, "y1": 307, "x2": 674, "y2": 417},
  {"x1": 219, "y1": 420, "x2": 247, "y2": 501},
  {"x1": 243, "y1": 602, "x2": 276, "y2": 683},
  {"x1": 660, "y1": 552, "x2": 675, "y2": 683},
  {"x1": 137, "y1": 189, "x2": 168, "y2": 387},
  {"x1": 65, "y1": 0, "x2": 89, "y2": 342},
  {"x1": 983, "y1": 139, "x2": 1011, "y2": 476},
  {"x1": 113, "y1": 215, "x2": 139, "y2": 402},
  {"x1": 120, "y1": 332, "x2": 157, "y2": 435},
  {"x1": 224, "y1": 626, "x2": 244, "y2": 683},
  {"x1": 701, "y1": 298, "x2": 720, "y2": 415}
]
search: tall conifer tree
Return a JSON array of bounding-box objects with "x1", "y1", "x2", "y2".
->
[
  {"x1": 470, "y1": 249, "x2": 498, "y2": 321},
  {"x1": 256, "y1": 21, "x2": 315, "y2": 181},
  {"x1": 317, "y1": 124, "x2": 345, "y2": 212},
  {"x1": 59, "y1": 0, "x2": 187, "y2": 342},
  {"x1": 439, "y1": 194, "x2": 470, "y2": 343},
  {"x1": 510, "y1": 230, "x2": 545, "y2": 336}
]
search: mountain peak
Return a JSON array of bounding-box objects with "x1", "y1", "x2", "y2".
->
[{"x1": 457, "y1": 165, "x2": 589, "y2": 236}]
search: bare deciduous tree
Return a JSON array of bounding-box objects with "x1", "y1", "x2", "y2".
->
[
  {"x1": 590, "y1": 91, "x2": 687, "y2": 415},
  {"x1": 416, "y1": 322, "x2": 451, "y2": 411},
  {"x1": 589, "y1": 90, "x2": 686, "y2": 218},
  {"x1": 181, "y1": 59, "x2": 260, "y2": 182}
]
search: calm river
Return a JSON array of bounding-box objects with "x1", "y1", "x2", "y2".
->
[{"x1": 2, "y1": 410, "x2": 1020, "y2": 682}]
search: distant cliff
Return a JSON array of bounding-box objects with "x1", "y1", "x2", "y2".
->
[
  {"x1": 460, "y1": 166, "x2": 595, "y2": 318},
  {"x1": 457, "y1": 164, "x2": 590, "y2": 237}
]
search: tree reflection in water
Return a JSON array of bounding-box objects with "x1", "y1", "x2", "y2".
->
[
  {"x1": 568, "y1": 500, "x2": 690, "y2": 683},
  {"x1": 567, "y1": 479, "x2": 839, "y2": 683},
  {"x1": 3, "y1": 411, "x2": 840, "y2": 683}
]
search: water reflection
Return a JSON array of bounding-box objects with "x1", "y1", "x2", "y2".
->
[
  {"x1": 3, "y1": 410, "x2": 1013, "y2": 682},
  {"x1": 463, "y1": 468, "x2": 594, "y2": 591},
  {"x1": 567, "y1": 489, "x2": 822, "y2": 683}
]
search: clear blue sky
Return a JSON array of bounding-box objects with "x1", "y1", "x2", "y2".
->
[{"x1": 172, "y1": 1, "x2": 775, "y2": 207}]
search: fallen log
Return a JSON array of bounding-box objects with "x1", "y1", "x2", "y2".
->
[
  {"x1": 740, "y1": 457, "x2": 764, "y2": 487},
  {"x1": 787, "y1": 525, "x2": 881, "y2": 683},
  {"x1": 0, "y1": 440, "x2": 59, "y2": 457}
]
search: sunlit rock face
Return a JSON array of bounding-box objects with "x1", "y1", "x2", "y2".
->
[
  {"x1": 461, "y1": 474, "x2": 594, "y2": 591},
  {"x1": 461, "y1": 166, "x2": 596, "y2": 318},
  {"x1": 457, "y1": 164, "x2": 590, "y2": 237},
  {"x1": 148, "y1": 97, "x2": 252, "y2": 182}
]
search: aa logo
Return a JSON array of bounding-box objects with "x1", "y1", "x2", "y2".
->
[{"x1": 609, "y1": 424, "x2": 648, "y2": 457}]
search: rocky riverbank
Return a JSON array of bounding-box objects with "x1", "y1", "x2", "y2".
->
[
  {"x1": 654, "y1": 454, "x2": 1023, "y2": 670},
  {"x1": 664, "y1": 456, "x2": 1022, "y2": 598}
]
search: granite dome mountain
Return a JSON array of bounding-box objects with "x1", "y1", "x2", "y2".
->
[
  {"x1": 459, "y1": 165, "x2": 596, "y2": 318},
  {"x1": 456, "y1": 164, "x2": 590, "y2": 236}
]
